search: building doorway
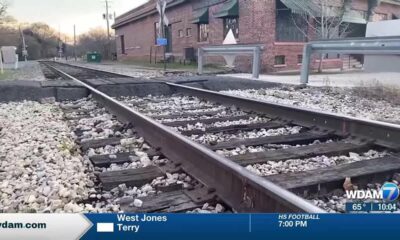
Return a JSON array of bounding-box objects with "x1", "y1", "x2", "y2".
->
[
  {"x1": 120, "y1": 35, "x2": 125, "y2": 54},
  {"x1": 165, "y1": 25, "x2": 172, "y2": 53},
  {"x1": 346, "y1": 23, "x2": 367, "y2": 38}
]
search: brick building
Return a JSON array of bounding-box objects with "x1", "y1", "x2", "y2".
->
[{"x1": 112, "y1": 0, "x2": 400, "y2": 72}]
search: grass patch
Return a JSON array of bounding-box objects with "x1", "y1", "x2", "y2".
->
[
  {"x1": 0, "y1": 70, "x2": 13, "y2": 80},
  {"x1": 351, "y1": 79, "x2": 400, "y2": 105},
  {"x1": 119, "y1": 59, "x2": 227, "y2": 72}
]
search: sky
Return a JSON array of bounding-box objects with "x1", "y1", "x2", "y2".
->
[{"x1": 8, "y1": 0, "x2": 149, "y2": 35}]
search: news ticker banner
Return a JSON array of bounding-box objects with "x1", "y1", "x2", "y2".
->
[{"x1": 1, "y1": 213, "x2": 400, "y2": 240}]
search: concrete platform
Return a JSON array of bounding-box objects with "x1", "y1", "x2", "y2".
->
[{"x1": 221, "y1": 71, "x2": 400, "y2": 88}]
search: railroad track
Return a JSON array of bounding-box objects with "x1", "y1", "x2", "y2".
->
[
  {"x1": 40, "y1": 61, "x2": 400, "y2": 213},
  {"x1": 40, "y1": 61, "x2": 130, "y2": 80}
]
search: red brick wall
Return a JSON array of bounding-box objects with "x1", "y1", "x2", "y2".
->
[
  {"x1": 115, "y1": 0, "x2": 400, "y2": 72},
  {"x1": 116, "y1": 16, "x2": 157, "y2": 61},
  {"x1": 375, "y1": 2, "x2": 400, "y2": 19}
]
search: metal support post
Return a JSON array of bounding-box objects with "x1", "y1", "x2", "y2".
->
[
  {"x1": 198, "y1": 48, "x2": 204, "y2": 75},
  {"x1": 252, "y1": 47, "x2": 261, "y2": 79},
  {"x1": 300, "y1": 44, "x2": 312, "y2": 85},
  {"x1": 15, "y1": 54, "x2": 18, "y2": 69}
]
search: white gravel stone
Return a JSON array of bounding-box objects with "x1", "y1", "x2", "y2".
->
[
  {"x1": 217, "y1": 140, "x2": 331, "y2": 157},
  {"x1": 120, "y1": 95, "x2": 248, "y2": 123},
  {"x1": 246, "y1": 150, "x2": 387, "y2": 177},
  {"x1": 221, "y1": 87, "x2": 400, "y2": 124},
  {"x1": 132, "y1": 199, "x2": 143, "y2": 208},
  {"x1": 187, "y1": 203, "x2": 228, "y2": 213},
  {"x1": 191, "y1": 126, "x2": 302, "y2": 145},
  {"x1": 0, "y1": 101, "x2": 95, "y2": 213}
]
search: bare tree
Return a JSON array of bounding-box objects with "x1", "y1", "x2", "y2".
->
[
  {"x1": 77, "y1": 27, "x2": 115, "y2": 58},
  {"x1": 0, "y1": 0, "x2": 8, "y2": 21},
  {"x1": 288, "y1": 0, "x2": 352, "y2": 72}
]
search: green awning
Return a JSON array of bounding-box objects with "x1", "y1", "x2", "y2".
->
[
  {"x1": 281, "y1": 0, "x2": 345, "y2": 17},
  {"x1": 214, "y1": 0, "x2": 239, "y2": 18},
  {"x1": 280, "y1": 0, "x2": 321, "y2": 16},
  {"x1": 191, "y1": 8, "x2": 209, "y2": 24}
]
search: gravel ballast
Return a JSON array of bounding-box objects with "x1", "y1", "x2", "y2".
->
[
  {"x1": 246, "y1": 150, "x2": 387, "y2": 177},
  {"x1": 221, "y1": 87, "x2": 400, "y2": 124},
  {"x1": 0, "y1": 101, "x2": 94, "y2": 213},
  {"x1": 63, "y1": 97, "x2": 227, "y2": 213}
]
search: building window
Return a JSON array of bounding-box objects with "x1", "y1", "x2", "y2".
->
[
  {"x1": 178, "y1": 29, "x2": 184, "y2": 38},
  {"x1": 275, "y1": 55, "x2": 286, "y2": 65},
  {"x1": 198, "y1": 24, "x2": 209, "y2": 42},
  {"x1": 276, "y1": 0, "x2": 307, "y2": 42},
  {"x1": 120, "y1": 35, "x2": 125, "y2": 54},
  {"x1": 297, "y1": 55, "x2": 303, "y2": 64},
  {"x1": 223, "y1": 17, "x2": 239, "y2": 39},
  {"x1": 186, "y1": 28, "x2": 192, "y2": 37},
  {"x1": 372, "y1": 13, "x2": 387, "y2": 21}
]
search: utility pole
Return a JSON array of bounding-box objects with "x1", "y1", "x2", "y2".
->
[
  {"x1": 162, "y1": 4, "x2": 166, "y2": 71},
  {"x1": 157, "y1": 0, "x2": 168, "y2": 71},
  {"x1": 65, "y1": 35, "x2": 68, "y2": 61},
  {"x1": 74, "y1": 25, "x2": 77, "y2": 61},
  {"x1": 105, "y1": 0, "x2": 111, "y2": 41},
  {"x1": 58, "y1": 26, "x2": 62, "y2": 60},
  {"x1": 103, "y1": 0, "x2": 112, "y2": 59}
]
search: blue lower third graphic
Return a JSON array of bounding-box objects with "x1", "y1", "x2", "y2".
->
[{"x1": 81, "y1": 213, "x2": 400, "y2": 240}]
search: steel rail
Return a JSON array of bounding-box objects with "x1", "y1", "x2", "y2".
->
[
  {"x1": 40, "y1": 61, "x2": 130, "y2": 79},
  {"x1": 43, "y1": 62, "x2": 323, "y2": 213},
  {"x1": 167, "y1": 83, "x2": 400, "y2": 150}
]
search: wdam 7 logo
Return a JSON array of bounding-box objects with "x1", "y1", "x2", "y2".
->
[{"x1": 382, "y1": 182, "x2": 399, "y2": 202}]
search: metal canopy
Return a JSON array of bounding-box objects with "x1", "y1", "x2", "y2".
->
[
  {"x1": 342, "y1": 10, "x2": 367, "y2": 24},
  {"x1": 280, "y1": 0, "x2": 321, "y2": 16},
  {"x1": 214, "y1": 0, "x2": 239, "y2": 18},
  {"x1": 191, "y1": 8, "x2": 209, "y2": 24}
]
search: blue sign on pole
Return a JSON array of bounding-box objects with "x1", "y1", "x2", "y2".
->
[{"x1": 157, "y1": 38, "x2": 168, "y2": 46}]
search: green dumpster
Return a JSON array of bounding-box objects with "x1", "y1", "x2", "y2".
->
[{"x1": 87, "y1": 52, "x2": 102, "y2": 63}]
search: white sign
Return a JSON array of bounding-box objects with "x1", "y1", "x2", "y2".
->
[
  {"x1": 0, "y1": 46, "x2": 17, "y2": 64},
  {"x1": 0, "y1": 46, "x2": 18, "y2": 70},
  {"x1": 156, "y1": 0, "x2": 169, "y2": 29},
  {"x1": 222, "y1": 29, "x2": 238, "y2": 68},
  {"x1": 364, "y1": 19, "x2": 400, "y2": 73}
]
